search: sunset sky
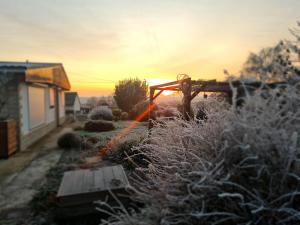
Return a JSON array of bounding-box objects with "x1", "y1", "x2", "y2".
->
[{"x1": 0, "y1": 0, "x2": 299, "y2": 96}]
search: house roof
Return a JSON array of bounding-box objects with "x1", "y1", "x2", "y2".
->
[
  {"x1": 0, "y1": 61, "x2": 71, "y2": 90},
  {"x1": 0, "y1": 61, "x2": 62, "y2": 69},
  {"x1": 65, "y1": 92, "x2": 80, "y2": 107}
]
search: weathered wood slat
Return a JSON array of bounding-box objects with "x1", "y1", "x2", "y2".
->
[
  {"x1": 102, "y1": 166, "x2": 114, "y2": 189},
  {"x1": 94, "y1": 168, "x2": 105, "y2": 191},
  {"x1": 56, "y1": 165, "x2": 130, "y2": 210},
  {"x1": 112, "y1": 165, "x2": 129, "y2": 187},
  {"x1": 0, "y1": 120, "x2": 17, "y2": 158}
]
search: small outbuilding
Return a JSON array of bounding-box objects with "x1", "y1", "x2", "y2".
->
[
  {"x1": 65, "y1": 92, "x2": 81, "y2": 115},
  {"x1": 0, "y1": 61, "x2": 71, "y2": 151}
]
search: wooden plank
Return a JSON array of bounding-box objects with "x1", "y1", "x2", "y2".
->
[
  {"x1": 150, "y1": 80, "x2": 181, "y2": 89},
  {"x1": 57, "y1": 166, "x2": 130, "y2": 205},
  {"x1": 156, "y1": 87, "x2": 180, "y2": 91},
  {"x1": 153, "y1": 90, "x2": 164, "y2": 101},
  {"x1": 93, "y1": 168, "x2": 105, "y2": 191},
  {"x1": 102, "y1": 166, "x2": 115, "y2": 190},
  {"x1": 82, "y1": 169, "x2": 94, "y2": 193},
  {"x1": 72, "y1": 169, "x2": 86, "y2": 194},
  {"x1": 56, "y1": 166, "x2": 131, "y2": 214},
  {"x1": 112, "y1": 165, "x2": 129, "y2": 188},
  {"x1": 0, "y1": 120, "x2": 17, "y2": 158},
  {"x1": 57, "y1": 171, "x2": 75, "y2": 197}
]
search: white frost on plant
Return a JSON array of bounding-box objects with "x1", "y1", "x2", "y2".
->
[
  {"x1": 98, "y1": 81, "x2": 300, "y2": 225},
  {"x1": 88, "y1": 105, "x2": 113, "y2": 121}
]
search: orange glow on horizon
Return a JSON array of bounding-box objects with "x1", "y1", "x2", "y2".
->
[{"x1": 146, "y1": 78, "x2": 176, "y2": 96}]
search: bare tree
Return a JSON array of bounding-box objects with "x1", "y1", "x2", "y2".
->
[{"x1": 240, "y1": 22, "x2": 300, "y2": 83}]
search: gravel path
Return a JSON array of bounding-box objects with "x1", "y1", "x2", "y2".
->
[
  {"x1": 0, "y1": 150, "x2": 61, "y2": 211},
  {"x1": 0, "y1": 127, "x2": 72, "y2": 214}
]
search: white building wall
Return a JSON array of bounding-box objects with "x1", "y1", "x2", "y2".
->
[
  {"x1": 45, "y1": 87, "x2": 55, "y2": 123},
  {"x1": 74, "y1": 96, "x2": 81, "y2": 112},
  {"x1": 59, "y1": 90, "x2": 65, "y2": 118},
  {"x1": 19, "y1": 83, "x2": 29, "y2": 135}
]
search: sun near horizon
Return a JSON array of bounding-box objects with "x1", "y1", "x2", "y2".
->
[{"x1": 0, "y1": 0, "x2": 299, "y2": 97}]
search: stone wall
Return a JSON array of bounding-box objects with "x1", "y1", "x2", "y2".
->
[
  {"x1": 0, "y1": 71, "x2": 22, "y2": 151},
  {"x1": 0, "y1": 71, "x2": 20, "y2": 121}
]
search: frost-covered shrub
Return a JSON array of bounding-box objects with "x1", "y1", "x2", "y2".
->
[
  {"x1": 157, "y1": 107, "x2": 179, "y2": 118},
  {"x1": 130, "y1": 100, "x2": 157, "y2": 121},
  {"x1": 112, "y1": 108, "x2": 122, "y2": 120},
  {"x1": 99, "y1": 82, "x2": 300, "y2": 225},
  {"x1": 193, "y1": 97, "x2": 230, "y2": 120},
  {"x1": 57, "y1": 132, "x2": 82, "y2": 150},
  {"x1": 84, "y1": 120, "x2": 115, "y2": 132},
  {"x1": 107, "y1": 136, "x2": 147, "y2": 170},
  {"x1": 120, "y1": 112, "x2": 129, "y2": 121},
  {"x1": 88, "y1": 106, "x2": 114, "y2": 121}
]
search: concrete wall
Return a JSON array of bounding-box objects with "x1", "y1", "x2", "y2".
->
[{"x1": 0, "y1": 71, "x2": 22, "y2": 151}]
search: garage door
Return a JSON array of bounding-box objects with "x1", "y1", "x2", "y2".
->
[{"x1": 28, "y1": 86, "x2": 45, "y2": 129}]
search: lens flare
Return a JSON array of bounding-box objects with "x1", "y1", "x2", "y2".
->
[{"x1": 99, "y1": 103, "x2": 156, "y2": 156}]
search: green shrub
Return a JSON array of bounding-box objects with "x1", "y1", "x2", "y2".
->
[
  {"x1": 57, "y1": 132, "x2": 81, "y2": 149},
  {"x1": 84, "y1": 120, "x2": 115, "y2": 132}
]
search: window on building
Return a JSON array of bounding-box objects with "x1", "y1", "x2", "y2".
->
[{"x1": 28, "y1": 86, "x2": 45, "y2": 129}]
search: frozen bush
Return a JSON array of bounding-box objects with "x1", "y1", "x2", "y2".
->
[
  {"x1": 84, "y1": 120, "x2": 115, "y2": 132},
  {"x1": 130, "y1": 100, "x2": 157, "y2": 121},
  {"x1": 73, "y1": 125, "x2": 83, "y2": 131},
  {"x1": 107, "y1": 136, "x2": 147, "y2": 170},
  {"x1": 158, "y1": 107, "x2": 179, "y2": 118},
  {"x1": 99, "y1": 82, "x2": 300, "y2": 225},
  {"x1": 112, "y1": 108, "x2": 122, "y2": 120},
  {"x1": 57, "y1": 132, "x2": 82, "y2": 150},
  {"x1": 88, "y1": 106, "x2": 114, "y2": 121},
  {"x1": 193, "y1": 97, "x2": 230, "y2": 120},
  {"x1": 120, "y1": 112, "x2": 129, "y2": 121}
]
